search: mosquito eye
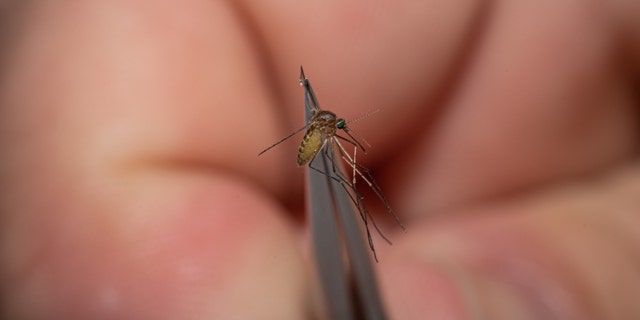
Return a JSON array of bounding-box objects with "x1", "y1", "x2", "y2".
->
[{"x1": 337, "y1": 119, "x2": 346, "y2": 129}]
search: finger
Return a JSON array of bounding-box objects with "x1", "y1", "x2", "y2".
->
[
  {"x1": 390, "y1": 0, "x2": 639, "y2": 216},
  {"x1": 376, "y1": 1, "x2": 640, "y2": 319},
  {"x1": 0, "y1": 2, "x2": 307, "y2": 318},
  {"x1": 239, "y1": 0, "x2": 485, "y2": 165},
  {"x1": 381, "y1": 165, "x2": 640, "y2": 319}
]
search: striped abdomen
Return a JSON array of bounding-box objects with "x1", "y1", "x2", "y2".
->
[{"x1": 297, "y1": 126, "x2": 323, "y2": 166}]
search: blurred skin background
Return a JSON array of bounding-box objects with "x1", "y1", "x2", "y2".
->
[{"x1": 1, "y1": 1, "x2": 639, "y2": 319}]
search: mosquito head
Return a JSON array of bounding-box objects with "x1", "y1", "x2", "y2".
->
[{"x1": 336, "y1": 118, "x2": 346, "y2": 130}]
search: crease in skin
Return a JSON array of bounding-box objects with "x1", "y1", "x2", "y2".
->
[
  {"x1": 3, "y1": 165, "x2": 308, "y2": 318},
  {"x1": 412, "y1": 230, "x2": 577, "y2": 320},
  {"x1": 114, "y1": 154, "x2": 248, "y2": 181},
  {"x1": 416, "y1": 164, "x2": 640, "y2": 319},
  {"x1": 545, "y1": 164, "x2": 640, "y2": 319},
  {"x1": 425, "y1": 258, "x2": 486, "y2": 319},
  {"x1": 107, "y1": 154, "x2": 300, "y2": 222},
  {"x1": 525, "y1": 165, "x2": 640, "y2": 318},
  {"x1": 388, "y1": 0, "x2": 639, "y2": 221}
]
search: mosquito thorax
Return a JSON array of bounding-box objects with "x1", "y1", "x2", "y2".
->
[
  {"x1": 312, "y1": 110, "x2": 339, "y2": 136},
  {"x1": 314, "y1": 110, "x2": 336, "y2": 121}
]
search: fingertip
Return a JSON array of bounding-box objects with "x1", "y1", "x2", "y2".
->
[{"x1": 379, "y1": 254, "x2": 474, "y2": 320}]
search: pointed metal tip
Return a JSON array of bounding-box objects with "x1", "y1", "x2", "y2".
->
[
  {"x1": 299, "y1": 66, "x2": 306, "y2": 82},
  {"x1": 299, "y1": 66, "x2": 307, "y2": 87}
]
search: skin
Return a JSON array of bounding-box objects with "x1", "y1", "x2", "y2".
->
[{"x1": 1, "y1": 1, "x2": 639, "y2": 319}]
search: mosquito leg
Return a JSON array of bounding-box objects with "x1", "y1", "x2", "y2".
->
[
  {"x1": 333, "y1": 138, "x2": 406, "y2": 231},
  {"x1": 322, "y1": 146, "x2": 384, "y2": 261},
  {"x1": 307, "y1": 140, "x2": 343, "y2": 185},
  {"x1": 342, "y1": 188, "x2": 379, "y2": 262},
  {"x1": 344, "y1": 144, "x2": 392, "y2": 245},
  {"x1": 335, "y1": 133, "x2": 365, "y2": 153},
  {"x1": 352, "y1": 145, "x2": 357, "y2": 186},
  {"x1": 351, "y1": 161, "x2": 406, "y2": 231},
  {"x1": 330, "y1": 140, "x2": 393, "y2": 246},
  {"x1": 258, "y1": 124, "x2": 308, "y2": 156},
  {"x1": 323, "y1": 146, "x2": 366, "y2": 222},
  {"x1": 307, "y1": 144, "x2": 381, "y2": 259}
]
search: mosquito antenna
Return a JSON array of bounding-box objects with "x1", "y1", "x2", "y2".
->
[
  {"x1": 341, "y1": 108, "x2": 381, "y2": 150},
  {"x1": 346, "y1": 108, "x2": 381, "y2": 125},
  {"x1": 258, "y1": 124, "x2": 308, "y2": 156}
]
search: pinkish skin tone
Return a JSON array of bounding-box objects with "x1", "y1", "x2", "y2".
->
[{"x1": 1, "y1": 1, "x2": 640, "y2": 319}]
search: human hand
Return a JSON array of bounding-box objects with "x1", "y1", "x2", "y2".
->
[{"x1": 1, "y1": 1, "x2": 639, "y2": 319}]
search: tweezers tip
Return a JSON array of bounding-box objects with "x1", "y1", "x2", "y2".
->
[{"x1": 299, "y1": 66, "x2": 307, "y2": 84}]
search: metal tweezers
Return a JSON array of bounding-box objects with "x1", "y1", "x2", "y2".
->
[{"x1": 301, "y1": 67, "x2": 388, "y2": 320}]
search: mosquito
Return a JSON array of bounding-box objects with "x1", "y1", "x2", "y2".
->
[{"x1": 258, "y1": 66, "x2": 405, "y2": 261}]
